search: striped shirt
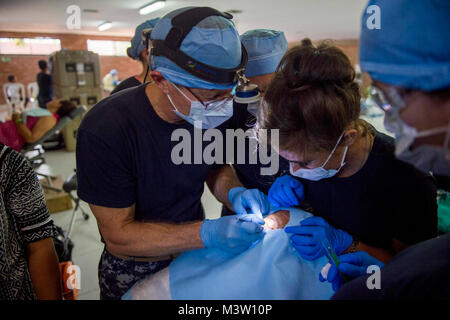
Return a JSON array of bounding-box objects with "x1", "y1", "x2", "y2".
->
[{"x1": 0, "y1": 143, "x2": 57, "y2": 299}]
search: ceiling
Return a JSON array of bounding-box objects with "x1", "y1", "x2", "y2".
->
[{"x1": 0, "y1": 0, "x2": 368, "y2": 41}]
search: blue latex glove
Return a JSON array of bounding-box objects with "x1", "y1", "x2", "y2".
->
[
  {"x1": 200, "y1": 214, "x2": 265, "y2": 255},
  {"x1": 320, "y1": 251, "x2": 385, "y2": 291},
  {"x1": 228, "y1": 187, "x2": 270, "y2": 217},
  {"x1": 285, "y1": 216, "x2": 353, "y2": 260},
  {"x1": 268, "y1": 175, "x2": 305, "y2": 207}
]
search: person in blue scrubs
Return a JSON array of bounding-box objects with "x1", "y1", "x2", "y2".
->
[
  {"x1": 76, "y1": 7, "x2": 268, "y2": 300},
  {"x1": 324, "y1": 0, "x2": 450, "y2": 299},
  {"x1": 111, "y1": 18, "x2": 160, "y2": 95},
  {"x1": 222, "y1": 29, "x2": 290, "y2": 216}
]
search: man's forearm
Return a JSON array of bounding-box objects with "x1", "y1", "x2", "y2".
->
[
  {"x1": 105, "y1": 220, "x2": 204, "y2": 257},
  {"x1": 206, "y1": 165, "x2": 243, "y2": 211}
]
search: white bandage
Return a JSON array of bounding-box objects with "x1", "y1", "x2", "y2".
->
[{"x1": 320, "y1": 262, "x2": 332, "y2": 280}]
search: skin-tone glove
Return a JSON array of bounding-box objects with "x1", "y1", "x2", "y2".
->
[
  {"x1": 285, "y1": 216, "x2": 353, "y2": 260},
  {"x1": 268, "y1": 175, "x2": 305, "y2": 208}
]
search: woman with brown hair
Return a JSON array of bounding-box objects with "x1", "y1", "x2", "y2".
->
[{"x1": 258, "y1": 39, "x2": 438, "y2": 268}]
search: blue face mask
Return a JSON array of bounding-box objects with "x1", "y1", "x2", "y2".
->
[
  {"x1": 289, "y1": 133, "x2": 348, "y2": 181},
  {"x1": 167, "y1": 83, "x2": 233, "y2": 129}
]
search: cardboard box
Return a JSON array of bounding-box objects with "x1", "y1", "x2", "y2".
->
[{"x1": 40, "y1": 175, "x2": 73, "y2": 214}]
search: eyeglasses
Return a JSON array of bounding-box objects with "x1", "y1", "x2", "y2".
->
[
  {"x1": 185, "y1": 87, "x2": 233, "y2": 110},
  {"x1": 368, "y1": 85, "x2": 406, "y2": 115}
]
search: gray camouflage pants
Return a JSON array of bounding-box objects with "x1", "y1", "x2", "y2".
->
[{"x1": 98, "y1": 248, "x2": 172, "y2": 300}]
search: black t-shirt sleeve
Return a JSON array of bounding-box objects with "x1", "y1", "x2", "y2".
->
[
  {"x1": 110, "y1": 77, "x2": 141, "y2": 95},
  {"x1": 391, "y1": 164, "x2": 438, "y2": 245},
  {"x1": 332, "y1": 234, "x2": 450, "y2": 299},
  {"x1": 76, "y1": 128, "x2": 136, "y2": 208}
]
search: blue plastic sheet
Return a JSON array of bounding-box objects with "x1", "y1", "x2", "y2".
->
[{"x1": 169, "y1": 207, "x2": 334, "y2": 300}]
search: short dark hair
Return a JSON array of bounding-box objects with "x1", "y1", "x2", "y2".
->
[
  {"x1": 38, "y1": 60, "x2": 48, "y2": 70},
  {"x1": 56, "y1": 100, "x2": 77, "y2": 118},
  {"x1": 7, "y1": 75, "x2": 15, "y2": 82},
  {"x1": 259, "y1": 38, "x2": 364, "y2": 154}
]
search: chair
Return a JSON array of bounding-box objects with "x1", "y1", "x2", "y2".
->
[
  {"x1": 3, "y1": 82, "x2": 26, "y2": 114},
  {"x1": 22, "y1": 105, "x2": 87, "y2": 191},
  {"x1": 27, "y1": 82, "x2": 39, "y2": 109},
  {"x1": 63, "y1": 171, "x2": 89, "y2": 238},
  {"x1": 22, "y1": 105, "x2": 87, "y2": 168}
]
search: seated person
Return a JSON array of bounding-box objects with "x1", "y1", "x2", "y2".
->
[
  {"x1": 0, "y1": 99, "x2": 76, "y2": 151},
  {"x1": 122, "y1": 207, "x2": 335, "y2": 300}
]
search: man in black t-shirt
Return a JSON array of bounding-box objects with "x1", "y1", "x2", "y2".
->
[
  {"x1": 36, "y1": 60, "x2": 52, "y2": 109},
  {"x1": 76, "y1": 7, "x2": 270, "y2": 300}
]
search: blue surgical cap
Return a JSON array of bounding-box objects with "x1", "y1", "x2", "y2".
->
[
  {"x1": 241, "y1": 29, "x2": 288, "y2": 77},
  {"x1": 360, "y1": 0, "x2": 450, "y2": 91},
  {"x1": 150, "y1": 7, "x2": 242, "y2": 90},
  {"x1": 129, "y1": 18, "x2": 161, "y2": 60}
]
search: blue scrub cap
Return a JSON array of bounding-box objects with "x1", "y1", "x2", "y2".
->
[
  {"x1": 129, "y1": 18, "x2": 161, "y2": 60},
  {"x1": 240, "y1": 29, "x2": 288, "y2": 77},
  {"x1": 360, "y1": 0, "x2": 450, "y2": 91},
  {"x1": 150, "y1": 7, "x2": 242, "y2": 90}
]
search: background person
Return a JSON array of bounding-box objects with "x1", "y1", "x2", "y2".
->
[
  {"x1": 111, "y1": 18, "x2": 160, "y2": 95},
  {"x1": 222, "y1": 29, "x2": 290, "y2": 216},
  {"x1": 0, "y1": 99, "x2": 76, "y2": 151},
  {"x1": 322, "y1": 0, "x2": 450, "y2": 299},
  {"x1": 36, "y1": 60, "x2": 52, "y2": 109},
  {"x1": 102, "y1": 69, "x2": 119, "y2": 94},
  {"x1": 259, "y1": 39, "x2": 437, "y2": 265},
  {"x1": 0, "y1": 143, "x2": 62, "y2": 300},
  {"x1": 4, "y1": 75, "x2": 25, "y2": 112}
]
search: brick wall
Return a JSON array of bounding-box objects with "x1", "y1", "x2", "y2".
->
[
  {"x1": 0, "y1": 32, "x2": 367, "y2": 105},
  {"x1": 0, "y1": 31, "x2": 142, "y2": 104}
]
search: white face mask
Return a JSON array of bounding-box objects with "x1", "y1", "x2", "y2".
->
[
  {"x1": 167, "y1": 83, "x2": 233, "y2": 129},
  {"x1": 290, "y1": 133, "x2": 349, "y2": 181},
  {"x1": 371, "y1": 85, "x2": 450, "y2": 176},
  {"x1": 390, "y1": 117, "x2": 450, "y2": 176}
]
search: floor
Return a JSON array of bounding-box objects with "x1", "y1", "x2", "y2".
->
[{"x1": 39, "y1": 149, "x2": 223, "y2": 300}]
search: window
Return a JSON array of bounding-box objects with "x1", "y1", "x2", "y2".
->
[
  {"x1": 0, "y1": 38, "x2": 61, "y2": 55},
  {"x1": 87, "y1": 39, "x2": 129, "y2": 56}
]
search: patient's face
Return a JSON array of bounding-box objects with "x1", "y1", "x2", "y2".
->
[{"x1": 263, "y1": 210, "x2": 290, "y2": 230}]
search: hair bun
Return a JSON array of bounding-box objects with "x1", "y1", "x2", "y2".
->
[{"x1": 279, "y1": 38, "x2": 355, "y2": 89}]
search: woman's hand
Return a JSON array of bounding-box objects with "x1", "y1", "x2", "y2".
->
[
  {"x1": 268, "y1": 175, "x2": 305, "y2": 207},
  {"x1": 285, "y1": 216, "x2": 353, "y2": 260},
  {"x1": 12, "y1": 112, "x2": 22, "y2": 123}
]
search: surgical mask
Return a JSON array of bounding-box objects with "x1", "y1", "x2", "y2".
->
[
  {"x1": 370, "y1": 85, "x2": 450, "y2": 176},
  {"x1": 395, "y1": 121, "x2": 450, "y2": 176},
  {"x1": 247, "y1": 101, "x2": 259, "y2": 117},
  {"x1": 167, "y1": 84, "x2": 233, "y2": 129},
  {"x1": 290, "y1": 133, "x2": 349, "y2": 181}
]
